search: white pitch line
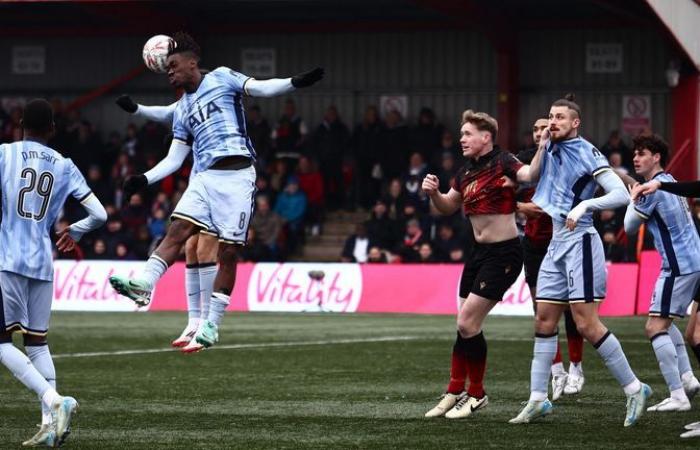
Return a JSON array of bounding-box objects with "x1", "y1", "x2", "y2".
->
[
  {"x1": 52, "y1": 335, "x2": 655, "y2": 360},
  {"x1": 52, "y1": 336, "x2": 423, "y2": 359}
]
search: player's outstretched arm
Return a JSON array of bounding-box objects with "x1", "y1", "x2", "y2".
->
[
  {"x1": 422, "y1": 174, "x2": 461, "y2": 216},
  {"x1": 116, "y1": 95, "x2": 176, "y2": 125},
  {"x1": 245, "y1": 67, "x2": 324, "y2": 97},
  {"x1": 57, "y1": 193, "x2": 108, "y2": 252},
  {"x1": 516, "y1": 130, "x2": 549, "y2": 183},
  {"x1": 122, "y1": 139, "x2": 191, "y2": 202},
  {"x1": 657, "y1": 180, "x2": 700, "y2": 198}
]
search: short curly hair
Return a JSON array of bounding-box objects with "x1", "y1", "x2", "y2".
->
[
  {"x1": 633, "y1": 134, "x2": 668, "y2": 167},
  {"x1": 168, "y1": 31, "x2": 201, "y2": 61}
]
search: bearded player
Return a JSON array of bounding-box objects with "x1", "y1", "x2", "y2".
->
[{"x1": 517, "y1": 117, "x2": 585, "y2": 400}]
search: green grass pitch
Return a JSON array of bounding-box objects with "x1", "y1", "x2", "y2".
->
[{"x1": 1, "y1": 312, "x2": 699, "y2": 449}]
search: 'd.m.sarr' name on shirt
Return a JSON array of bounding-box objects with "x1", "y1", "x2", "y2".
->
[{"x1": 22, "y1": 151, "x2": 58, "y2": 165}]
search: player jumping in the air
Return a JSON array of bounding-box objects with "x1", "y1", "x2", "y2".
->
[
  {"x1": 116, "y1": 95, "x2": 216, "y2": 353},
  {"x1": 517, "y1": 117, "x2": 585, "y2": 400},
  {"x1": 423, "y1": 110, "x2": 524, "y2": 419},
  {"x1": 0, "y1": 99, "x2": 107, "y2": 446},
  {"x1": 109, "y1": 32, "x2": 323, "y2": 348},
  {"x1": 624, "y1": 134, "x2": 700, "y2": 412},
  {"x1": 509, "y1": 94, "x2": 650, "y2": 427}
]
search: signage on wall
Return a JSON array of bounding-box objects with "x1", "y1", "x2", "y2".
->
[
  {"x1": 379, "y1": 95, "x2": 408, "y2": 120},
  {"x1": 621, "y1": 95, "x2": 651, "y2": 136},
  {"x1": 241, "y1": 48, "x2": 276, "y2": 78},
  {"x1": 585, "y1": 43, "x2": 623, "y2": 73},
  {"x1": 12, "y1": 46, "x2": 46, "y2": 75}
]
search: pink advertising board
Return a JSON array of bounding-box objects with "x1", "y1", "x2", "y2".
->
[{"x1": 51, "y1": 260, "x2": 639, "y2": 316}]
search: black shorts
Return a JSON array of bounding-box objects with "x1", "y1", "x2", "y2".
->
[
  {"x1": 522, "y1": 237, "x2": 548, "y2": 289},
  {"x1": 459, "y1": 237, "x2": 523, "y2": 301}
]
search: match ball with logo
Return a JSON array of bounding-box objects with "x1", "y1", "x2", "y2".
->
[{"x1": 142, "y1": 35, "x2": 172, "y2": 73}]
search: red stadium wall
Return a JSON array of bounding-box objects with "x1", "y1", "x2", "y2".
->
[{"x1": 51, "y1": 260, "x2": 643, "y2": 316}]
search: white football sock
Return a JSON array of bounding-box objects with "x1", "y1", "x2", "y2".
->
[
  {"x1": 185, "y1": 265, "x2": 201, "y2": 322},
  {"x1": 26, "y1": 345, "x2": 56, "y2": 425},
  {"x1": 0, "y1": 343, "x2": 54, "y2": 401},
  {"x1": 142, "y1": 255, "x2": 169, "y2": 289},
  {"x1": 198, "y1": 263, "x2": 217, "y2": 321},
  {"x1": 208, "y1": 293, "x2": 230, "y2": 326}
]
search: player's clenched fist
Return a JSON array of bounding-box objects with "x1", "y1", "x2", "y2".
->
[{"x1": 422, "y1": 174, "x2": 439, "y2": 195}]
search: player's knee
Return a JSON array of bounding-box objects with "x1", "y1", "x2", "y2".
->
[
  {"x1": 575, "y1": 320, "x2": 598, "y2": 340},
  {"x1": 197, "y1": 242, "x2": 218, "y2": 263},
  {"x1": 534, "y1": 313, "x2": 556, "y2": 334},
  {"x1": 644, "y1": 319, "x2": 667, "y2": 339},
  {"x1": 692, "y1": 327, "x2": 700, "y2": 347},
  {"x1": 456, "y1": 317, "x2": 478, "y2": 338}
]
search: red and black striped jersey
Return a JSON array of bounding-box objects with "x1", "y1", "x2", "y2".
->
[
  {"x1": 517, "y1": 147, "x2": 552, "y2": 248},
  {"x1": 451, "y1": 147, "x2": 523, "y2": 216}
]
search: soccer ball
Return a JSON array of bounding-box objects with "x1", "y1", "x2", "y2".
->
[{"x1": 142, "y1": 35, "x2": 172, "y2": 73}]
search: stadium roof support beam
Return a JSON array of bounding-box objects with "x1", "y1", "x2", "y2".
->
[{"x1": 645, "y1": 0, "x2": 700, "y2": 180}]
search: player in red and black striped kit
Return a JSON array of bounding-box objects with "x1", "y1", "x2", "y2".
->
[
  {"x1": 516, "y1": 118, "x2": 585, "y2": 401},
  {"x1": 423, "y1": 110, "x2": 530, "y2": 419}
]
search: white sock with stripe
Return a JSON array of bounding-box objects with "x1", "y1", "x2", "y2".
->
[{"x1": 142, "y1": 255, "x2": 169, "y2": 289}]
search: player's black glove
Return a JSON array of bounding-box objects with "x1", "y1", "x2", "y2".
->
[
  {"x1": 116, "y1": 95, "x2": 138, "y2": 114},
  {"x1": 291, "y1": 67, "x2": 324, "y2": 88},
  {"x1": 123, "y1": 174, "x2": 148, "y2": 202}
]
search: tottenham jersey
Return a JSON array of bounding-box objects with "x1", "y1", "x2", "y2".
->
[
  {"x1": 0, "y1": 140, "x2": 92, "y2": 280},
  {"x1": 172, "y1": 67, "x2": 255, "y2": 171},
  {"x1": 634, "y1": 172, "x2": 700, "y2": 275},
  {"x1": 532, "y1": 136, "x2": 611, "y2": 239}
]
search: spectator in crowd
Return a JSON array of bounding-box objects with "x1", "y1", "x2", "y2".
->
[
  {"x1": 87, "y1": 239, "x2": 109, "y2": 260},
  {"x1": 595, "y1": 209, "x2": 623, "y2": 236},
  {"x1": 448, "y1": 245, "x2": 467, "y2": 263},
  {"x1": 274, "y1": 176, "x2": 308, "y2": 253},
  {"x1": 251, "y1": 195, "x2": 284, "y2": 259},
  {"x1": 431, "y1": 130, "x2": 460, "y2": 172},
  {"x1": 341, "y1": 223, "x2": 374, "y2": 263},
  {"x1": 238, "y1": 228, "x2": 273, "y2": 262},
  {"x1": 255, "y1": 173, "x2": 277, "y2": 206},
  {"x1": 2, "y1": 106, "x2": 22, "y2": 143},
  {"x1": 402, "y1": 152, "x2": 429, "y2": 210},
  {"x1": 379, "y1": 109, "x2": 409, "y2": 180},
  {"x1": 115, "y1": 242, "x2": 137, "y2": 260},
  {"x1": 86, "y1": 165, "x2": 113, "y2": 206},
  {"x1": 351, "y1": 105, "x2": 384, "y2": 208},
  {"x1": 131, "y1": 225, "x2": 153, "y2": 260},
  {"x1": 436, "y1": 151, "x2": 456, "y2": 194},
  {"x1": 365, "y1": 199, "x2": 399, "y2": 251},
  {"x1": 367, "y1": 246, "x2": 389, "y2": 263},
  {"x1": 269, "y1": 158, "x2": 290, "y2": 193},
  {"x1": 396, "y1": 218, "x2": 426, "y2": 262},
  {"x1": 101, "y1": 216, "x2": 128, "y2": 257},
  {"x1": 609, "y1": 150, "x2": 628, "y2": 176},
  {"x1": 272, "y1": 98, "x2": 308, "y2": 167},
  {"x1": 410, "y1": 107, "x2": 444, "y2": 162},
  {"x1": 417, "y1": 242, "x2": 438, "y2": 263},
  {"x1": 247, "y1": 105, "x2": 272, "y2": 167},
  {"x1": 433, "y1": 222, "x2": 460, "y2": 262},
  {"x1": 120, "y1": 193, "x2": 148, "y2": 235},
  {"x1": 602, "y1": 230, "x2": 626, "y2": 263},
  {"x1": 312, "y1": 105, "x2": 350, "y2": 209},
  {"x1": 601, "y1": 130, "x2": 632, "y2": 171},
  {"x1": 383, "y1": 178, "x2": 406, "y2": 221},
  {"x1": 296, "y1": 155, "x2": 324, "y2": 236},
  {"x1": 148, "y1": 208, "x2": 167, "y2": 241}
]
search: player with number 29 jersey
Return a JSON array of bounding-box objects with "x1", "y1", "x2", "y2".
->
[{"x1": 0, "y1": 140, "x2": 92, "y2": 281}]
